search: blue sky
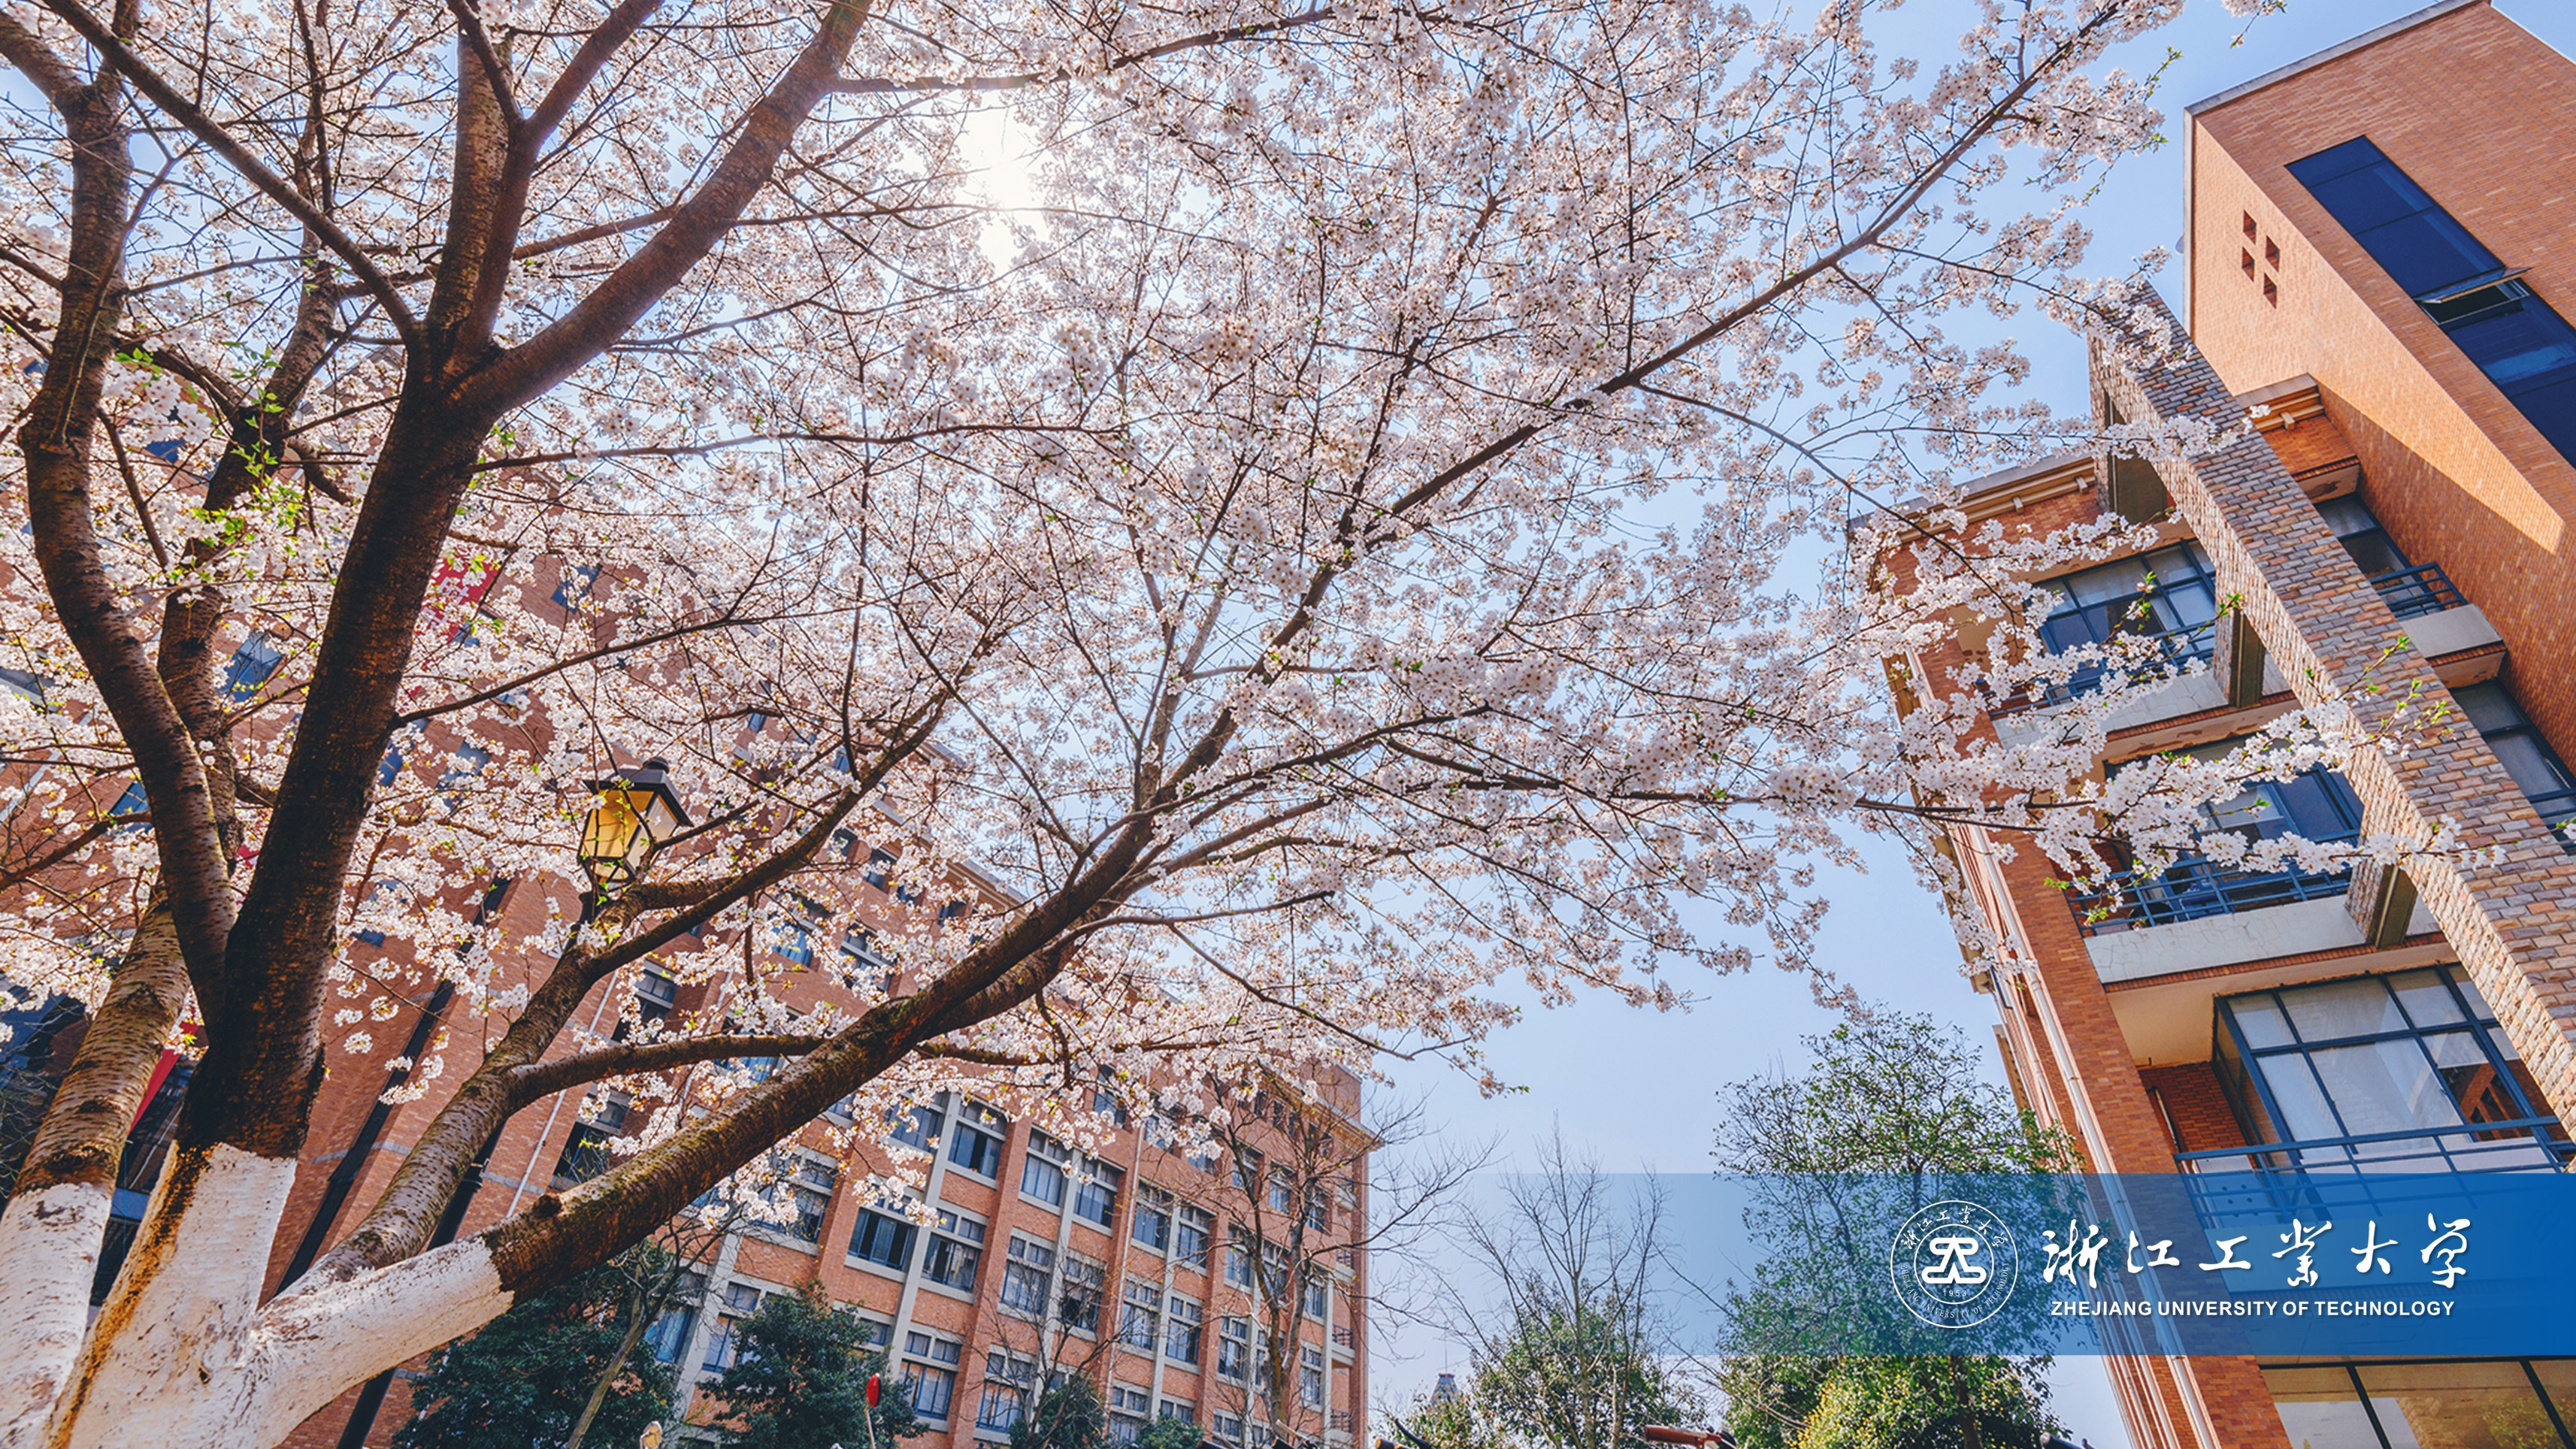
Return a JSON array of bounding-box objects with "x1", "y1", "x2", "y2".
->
[{"x1": 1371, "y1": 3, "x2": 2576, "y2": 1441}]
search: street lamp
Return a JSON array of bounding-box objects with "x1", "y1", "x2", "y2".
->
[{"x1": 579, "y1": 757, "x2": 689, "y2": 902}]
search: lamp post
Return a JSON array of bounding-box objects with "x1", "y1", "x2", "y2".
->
[
  {"x1": 331, "y1": 758, "x2": 689, "y2": 1449},
  {"x1": 577, "y1": 755, "x2": 691, "y2": 919}
]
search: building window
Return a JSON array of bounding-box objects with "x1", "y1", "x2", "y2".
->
[
  {"x1": 1119, "y1": 1278, "x2": 1162, "y2": 1351},
  {"x1": 1303, "y1": 1185, "x2": 1330, "y2": 1234},
  {"x1": 1233, "y1": 1148, "x2": 1264, "y2": 1202},
  {"x1": 782, "y1": 1155, "x2": 837, "y2": 1244},
  {"x1": 849, "y1": 1206, "x2": 918, "y2": 1270},
  {"x1": 2206, "y1": 967, "x2": 2565, "y2": 1173},
  {"x1": 1266, "y1": 1167, "x2": 1294, "y2": 1215},
  {"x1": 1134, "y1": 1184, "x2": 1173, "y2": 1253},
  {"x1": 2290, "y1": 135, "x2": 2576, "y2": 464},
  {"x1": 864, "y1": 847, "x2": 895, "y2": 891},
  {"x1": 2021, "y1": 543, "x2": 2220, "y2": 703},
  {"x1": 551, "y1": 563, "x2": 598, "y2": 613},
  {"x1": 1109, "y1": 1384, "x2": 1152, "y2": 1444},
  {"x1": 2313, "y1": 495, "x2": 2466, "y2": 619},
  {"x1": 643, "y1": 1272, "x2": 703, "y2": 1365},
  {"x1": 437, "y1": 743, "x2": 491, "y2": 792},
  {"x1": 1213, "y1": 1413, "x2": 1246, "y2": 1445},
  {"x1": 1174, "y1": 1202, "x2": 1214, "y2": 1269},
  {"x1": 1299, "y1": 1344, "x2": 1325, "y2": 1407},
  {"x1": 1301, "y1": 1273, "x2": 1328, "y2": 1321},
  {"x1": 701, "y1": 1282, "x2": 764, "y2": 1371},
  {"x1": 2263, "y1": 1360, "x2": 2576, "y2": 1449},
  {"x1": 2451, "y1": 682, "x2": 2576, "y2": 842},
  {"x1": 978, "y1": 1351, "x2": 1037, "y2": 1432},
  {"x1": 634, "y1": 967, "x2": 678, "y2": 1023},
  {"x1": 901, "y1": 1330, "x2": 963, "y2": 1421},
  {"x1": 1094, "y1": 1066, "x2": 1131, "y2": 1127},
  {"x1": 999, "y1": 1235, "x2": 1055, "y2": 1318},
  {"x1": 1218, "y1": 1317, "x2": 1251, "y2": 1381},
  {"x1": 1159, "y1": 1399, "x2": 1196, "y2": 1423},
  {"x1": 888, "y1": 1100, "x2": 942, "y2": 1151},
  {"x1": 948, "y1": 1100, "x2": 1007, "y2": 1178},
  {"x1": 2072, "y1": 740, "x2": 2365, "y2": 934},
  {"x1": 775, "y1": 915, "x2": 816, "y2": 967},
  {"x1": 1060, "y1": 1254, "x2": 1106, "y2": 1333},
  {"x1": 551, "y1": 1090, "x2": 631, "y2": 1185},
  {"x1": 1224, "y1": 1234, "x2": 1255, "y2": 1289},
  {"x1": 1164, "y1": 1293, "x2": 1203, "y2": 1364},
  {"x1": 1022, "y1": 1131, "x2": 1071, "y2": 1206},
  {"x1": 843, "y1": 930, "x2": 898, "y2": 996},
  {"x1": 922, "y1": 1209, "x2": 985, "y2": 1292},
  {"x1": 1073, "y1": 1160, "x2": 1122, "y2": 1228},
  {"x1": 222, "y1": 631, "x2": 285, "y2": 702},
  {"x1": 0, "y1": 666, "x2": 47, "y2": 709}
]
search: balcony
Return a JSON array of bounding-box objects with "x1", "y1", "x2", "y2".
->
[
  {"x1": 2366, "y1": 561, "x2": 2466, "y2": 619},
  {"x1": 2067, "y1": 841, "x2": 2358, "y2": 937},
  {"x1": 2177, "y1": 1117, "x2": 2572, "y2": 1178},
  {"x1": 1988, "y1": 610, "x2": 2215, "y2": 719}
]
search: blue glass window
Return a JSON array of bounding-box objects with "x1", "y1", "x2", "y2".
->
[
  {"x1": 222, "y1": 631, "x2": 284, "y2": 702},
  {"x1": 849, "y1": 1207, "x2": 917, "y2": 1269},
  {"x1": 2210, "y1": 967, "x2": 2565, "y2": 1174},
  {"x1": 2290, "y1": 137, "x2": 2576, "y2": 461},
  {"x1": 2451, "y1": 682, "x2": 2576, "y2": 842}
]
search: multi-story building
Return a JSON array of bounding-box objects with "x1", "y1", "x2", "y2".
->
[
  {"x1": 256, "y1": 848, "x2": 1372, "y2": 1448},
  {"x1": 1880, "y1": 5, "x2": 2576, "y2": 1447}
]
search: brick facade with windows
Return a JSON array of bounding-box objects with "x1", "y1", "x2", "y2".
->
[{"x1": 1879, "y1": 7, "x2": 2576, "y2": 1447}]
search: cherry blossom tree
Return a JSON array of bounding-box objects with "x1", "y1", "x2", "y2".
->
[{"x1": 0, "y1": 0, "x2": 2273, "y2": 1442}]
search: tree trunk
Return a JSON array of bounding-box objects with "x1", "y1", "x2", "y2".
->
[
  {"x1": 0, "y1": 903, "x2": 188, "y2": 1446},
  {"x1": 36, "y1": 1187, "x2": 511, "y2": 1449}
]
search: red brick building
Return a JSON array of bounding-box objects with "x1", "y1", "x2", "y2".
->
[
  {"x1": 1881, "y1": 5, "x2": 2576, "y2": 1446},
  {"x1": 262, "y1": 864, "x2": 1374, "y2": 1449}
]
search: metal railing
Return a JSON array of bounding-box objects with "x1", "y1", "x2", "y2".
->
[
  {"x1": 1988, "y1": 613, "x2": 2217, "y2": 717},
  {"x1": 2366, "y1": 561, "x2": 2468, "y2": 620},
  {"x1": 2066, "y1": 834, "x2": 2358, "y2": 935},
  {"x1": 2176, "y1": 1118, "x2": 2572, "y2": 1214}
]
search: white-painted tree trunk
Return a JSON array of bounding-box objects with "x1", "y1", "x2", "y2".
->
[
  {"x1": 0, "y1": 1181, "x2": 113, "y2": 1449},
  {"x1": 24, "y1": 1143, "x2": 513, "y2": 1449}
]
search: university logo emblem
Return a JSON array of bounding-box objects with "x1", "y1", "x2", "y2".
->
[{"x1": 1890, "y1": 1199, "x2": 2018, "y2": 1330}]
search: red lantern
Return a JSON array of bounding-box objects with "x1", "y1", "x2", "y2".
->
[{"x1": 866, "y1": 1374, "x2": 881, "y2": 1408}]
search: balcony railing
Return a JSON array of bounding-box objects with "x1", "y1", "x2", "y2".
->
[
  {"x1": 2177, "y1": 1116, "x2": 2572, "y2": 1184},
  {"x1": 2066, "y1": 835, "x2": 2357, "y2": 935},
  {"x1": 2366, "y1": 561, "x2": 2468, "y2": 620},
  {"x1": 1989, "y1": 612, "x2": 2217, "y2": 718}
]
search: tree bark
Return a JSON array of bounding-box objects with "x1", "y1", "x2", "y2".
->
[{"x1": 0, "y1": 903, "x2": 186, "y2": 1447}]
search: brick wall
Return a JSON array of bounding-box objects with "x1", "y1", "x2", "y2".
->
[{"x1": 2189, "y1": 2, "x2": 2576, "y2": 766}]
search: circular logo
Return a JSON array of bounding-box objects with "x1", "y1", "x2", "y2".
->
[{"x1": 1890, "y1": 1199, "x2": 2019, "y2": 1330}]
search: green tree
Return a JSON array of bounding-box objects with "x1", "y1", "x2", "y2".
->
[
  {"x1": 712, "y1": 1284, "x2": 923, "y2": 1449},
  {"x1": 1010, "y1": 1375, "x2": 1107, "y2": 1449},
  {"x1": 394, "y1": 1250, "x2": 680, "y2": 1449},
  {"x1": 1134, "y1": 1413, "x2": 1209, "y2": 1449},
  {"x1": 1713, "y1": 1011, "x2": 2075, "y2": 1449}
]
